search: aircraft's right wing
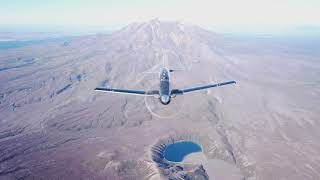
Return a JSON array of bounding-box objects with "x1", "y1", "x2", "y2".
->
[
  {"x1": 171, "y1": 81, "x2": 236, "y2": 95},
  {"x1": 95, "y1": 87, "x2": 159, "y2": 97}
]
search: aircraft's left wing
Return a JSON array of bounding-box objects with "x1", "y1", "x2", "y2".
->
[
  {"x1": 95, "y1": 87, "x2": 159, "y2": 96},
  {"x1": 171, "y1": 81, "x2": 236, "y2": 95}
]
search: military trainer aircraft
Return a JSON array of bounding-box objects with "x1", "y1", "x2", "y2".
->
[{"x1": 95, "y1": 68, "x2": 236, "y2": 105}]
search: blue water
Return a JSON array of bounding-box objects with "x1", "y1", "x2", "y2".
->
[
  {"x1": 0, "y1": 37, "x2": 74, "y2": 49},
  {"x1": 164, "y1": 141, "x2": 202, "y2": 162}
]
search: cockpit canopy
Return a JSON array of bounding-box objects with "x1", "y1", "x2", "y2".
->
[{"x1": 160, "y1": 69, "x2": 169, "y2": 81}]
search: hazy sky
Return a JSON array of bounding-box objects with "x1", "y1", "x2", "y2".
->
[{"x1": 1, "y1": 0, "x2": 320, "y2": 33}]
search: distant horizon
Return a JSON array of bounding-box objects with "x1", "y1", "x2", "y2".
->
[
  {"x1": 1, "y1": 20, "x2": 320, "y2": 37},
  {"x1": 1, "y1": 0, "x2": 319, "y2": 35}
]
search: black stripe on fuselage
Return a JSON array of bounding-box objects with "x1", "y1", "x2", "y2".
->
[
  {"x1": 160, "y1": 80, "x2": 170, "y2": 96},
  {"x1": 159, "y1": 68, "x2": 170, "y2": 96},
  {"x1": 159, "y1": 68, "x2": 171, "y2": 104}
]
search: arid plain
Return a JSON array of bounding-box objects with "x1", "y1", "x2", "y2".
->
[{"x1": 0, "y1": 20, "x2": 320, "y2": 179}]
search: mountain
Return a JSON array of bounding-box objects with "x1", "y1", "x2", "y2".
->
[{"x1": 0, "y1": 19, "x2": 320, "y2": 180}]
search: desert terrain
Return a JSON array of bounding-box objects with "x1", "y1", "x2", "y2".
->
[{"x1": 0, "y1": 19, "x2": 320, "y2": 179}]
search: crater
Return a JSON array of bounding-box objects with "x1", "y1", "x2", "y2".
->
[
  {"x1": 151, "y1": 132, "x2": 245, "y2": 180},
  {"x1": 164, "y1": 141, "x2": 202, "y2": 162}
]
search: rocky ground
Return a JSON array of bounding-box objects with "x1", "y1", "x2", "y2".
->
[{"x1": 0, "y1": 19, "x2": 320, "y2": 179}]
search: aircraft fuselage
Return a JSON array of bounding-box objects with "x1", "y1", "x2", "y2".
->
[
  {"x1": 159, "y1": 68, "x2": 171, "y2": 105},
  {"x1": 95, "y1": 66, "x2": 236, "y2": 106}
]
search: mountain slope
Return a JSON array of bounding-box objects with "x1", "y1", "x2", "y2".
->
[{"x1": 0, "y1": 19, "x2": 320, "y2": 180}]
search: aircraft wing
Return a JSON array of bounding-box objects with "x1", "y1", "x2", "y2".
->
[
  {"x1": 171, "y1": 81, "x2": 236, "y2": 95},
  {"x1": 95, "y1": 87, "x2": 159, "y2": 96}
]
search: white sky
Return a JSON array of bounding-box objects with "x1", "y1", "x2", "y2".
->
[{"x1": 1, "y1": 0, "x2": 320, "y2": 33}]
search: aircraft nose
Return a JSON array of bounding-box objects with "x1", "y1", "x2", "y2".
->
[{"x1": 161, "y1": 95, "x2": 170, "y2": 103}]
